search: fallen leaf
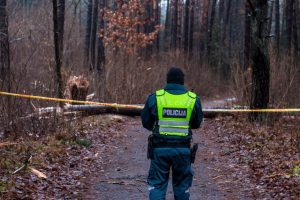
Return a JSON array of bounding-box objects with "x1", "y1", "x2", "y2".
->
[
  {"x1": 0, "y1": 142, "x2": 18, "y2": 147},
  {"x1": 29, "y1": 167, "x2": 47, "y2": 179}
]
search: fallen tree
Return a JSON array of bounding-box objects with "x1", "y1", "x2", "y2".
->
[
  {"x1": 27, "y1": 104, "x2": 228, "y2": 118},
  {"x1": 64, "y1": 104, "x2": 230, "y2": 118}
]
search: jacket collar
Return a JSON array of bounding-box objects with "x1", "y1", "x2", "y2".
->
[{"x1": 164, "y1": 83, "x2": 187, "y2": 92}]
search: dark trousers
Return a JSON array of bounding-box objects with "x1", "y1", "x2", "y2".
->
[{"x1": 147, "y1": 148, "x2": 194, "y2": 200}]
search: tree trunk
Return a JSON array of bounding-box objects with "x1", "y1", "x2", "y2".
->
[
  {"x1": 164, "y1": 0, "x2": 171, "y2": 50},
  {"x1": 244, "y1": 1, "x2": 251, "y2": 70},
  {"x1": 199, "y1": 0, "x2": 209, "y2": 55},
  {"x1": 171, "y1": 0, "x2": 178, "y2": 50},
  {"x1": 285, "y1": 0, "x2": 294, "y2": 54},
  {"x1": 0, "y1": 0, "x2": 11, "y2": 120},
  {"x1": 154, "y1": 0, "x2": 160, "y2": 50},
  {"x1": 97, "y1": 0, "x2": 105, "y2": 72},
  {"x1": 218, "y1": 0, "x2": 225, "y2": 51},
  {"x1": 267, "y1": 0, "x2": 274, "y2": 36},
  {"x1": 248, "y1": 0, "x2": 270, "y2": 121},
  {"x1": 0, "y1": 0, "x2": 10, "y2": 86},
  {"x1": 64, "y1": 105, "x2": 233, "y2": 118},
  {"x1": 275, "y1": 0, "x2": 280, "y2": 54},
  {"x1": 223, "y1": 0, "x2": 232, "y2": 44},
  {"x1": 57, "y1": 0, "x2": 65, "y2": 58},
  {"x1": 219, "y1": 0, "x2": 225, "y2": 22},
  {"x1": 90, "y1": 0, "x2": 99, "y2": 70},
  {"x1": 144, "y1": 0, "x2": 154, "y2": 56},
  {"x1": 97, "y1": 0, "x2": 106, "y2": 99},
  {"x1": 292, "y1": 0, "x2": 298, "y2": 60},
  {"x1": 188, "y1": 0, "x2": 194, "y2": 54},
  {"x1": 183, "y1": 0, "x2": 190, "y2": 52},
  {"x1": 85, "y1": 0, "x2": 93, "y2": 67},
  {"x1": 52, "y1": 0, "x2": 63, "y2": 100},
  {"x1": 176, "y1": 1, "x2": 183, "y2": 49},
  {"x1": 207, "y1": 0, "x2": 217, "y2": 58}
]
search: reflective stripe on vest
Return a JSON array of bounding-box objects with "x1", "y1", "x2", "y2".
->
[
  {"x1": 158, "y1": 120, "x2": 189, "y2": 126},
  {"x1": 156, "y1": 89, "x2": 197, "y2": 137},
  {"x1": 159, "y1": 127, "x2": 189, "y2": 134}
]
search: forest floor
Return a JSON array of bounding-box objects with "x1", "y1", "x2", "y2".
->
[
  {"x1": 83, "y1": 117, "x2": 251, "y2": 200},
  {"x1": 0, "y1": 102, "x2": 299, "y2": 199}
]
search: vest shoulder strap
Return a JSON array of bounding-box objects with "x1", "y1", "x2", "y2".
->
[
  {"x1": 188, "y1": 91, "x2": 197, "y2": 99},
  {"x1": 156, "y1": 89, "x2": 165, "y2": 96}
]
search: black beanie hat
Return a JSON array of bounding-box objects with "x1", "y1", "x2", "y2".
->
[{"x1": 167, "y1": 67, "x2": 185, "y2": 85}]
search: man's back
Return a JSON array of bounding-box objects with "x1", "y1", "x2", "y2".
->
[
  {"x1": 141, "y1": 67, "x2": 203, "y2": 200},
  {"x1": 141, "y1": 83, "x2": 203, "y2": 133}
]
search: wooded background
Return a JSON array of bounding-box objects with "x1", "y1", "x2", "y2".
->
[
  {"x1": 1, "y1": 2, "x2": 299, "y2": 199},
  {"x1": 0, "y1": 0, "x2": 299, "y2": 122}
]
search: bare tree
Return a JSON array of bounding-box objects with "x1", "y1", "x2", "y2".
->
[
  {"x1": 176, "y1": 0, "x2": 183, "y2": 49},
  {"x1": 171, "y1": 0, "x2": 178, "y2": 49},
  {"x1": 85, "y1": 0, "x2": 93, "y2": 66},
  {"x1": 275, "y1": 0, "x2": 280, "y2": 54},
  {"x1": 285, "y1": 0, "x2": 294, "y2": 54},
  {"x1": 207, "y1": 0, "x2": 217, "y2": 58},
  {"x1": 52, "y1": 0, "x2": 63, "y2": 100},
  {"x1": 97, "y1": 0, "x2": 105, "y2": 73},
  {"x1": 188, "y1": 0, "x2": 194, "y2": 54},
  {"x1": 154, "y1": 0, "x2": 160, "y2": 50},
  {"x1": 247, "y1": 0, "x2": 270, "y2": 121},
  {"x1": 96, "y1": 0, "x2": 106, "y2": 100},
  {"x1": 183, "y1": 0, "x2": 195, "y2": 54},
  {"x1": 267, "y1": 0, "x2": 274, "y2": 35},
  {"x1": 90, "y1": 0, "x2": 99, "y2": 70},
  {"x1": 164, "y1": 0, "x2": 170, "y2": 50},
  {"x1": 223, "y1": 0, "x2": 232, "y2": 45},
  {"x1": 58, "y1": 0, "x2": 65, "y2": 57},
  {"x1": 183, "y1": 0, "x2": 190, "y2": 52},
  {"x1": 244, "y1": 0, "x2": 251, "y2": 70},
  {"x1": 144, "y1": 0, "x2": 154, "y2": 56},
  {"x1": 292, "y1": 0, "x2": 298, "y2": 59},
  {"x1": 0, "y1": 0, "x2": 10, "y2": 87},
  {"x1": 218, "y1": 0, "x2": 225, "y2": 23},
  {"x1": 199, "y1": 0, "x2": 209, "y2": 54}
]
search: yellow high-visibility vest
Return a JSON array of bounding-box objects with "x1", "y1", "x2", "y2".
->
[{"x1": 156, "y1": 89, "x2": 197, "y2": 136}]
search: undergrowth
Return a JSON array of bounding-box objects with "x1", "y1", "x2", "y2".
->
[{"x1": 0, "y1": 114, "x2": 122, "y2": 199}]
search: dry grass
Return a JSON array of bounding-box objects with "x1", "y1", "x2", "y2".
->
[
  {"x1": 230, "y1": 49, "x2": 300, "y2": 108},
  {"x1": 269, "y1": 52, "x2": 300, "y2": 107},
  {"x1": 0, "y1": 114, "x2": 124, "y2": 198},
  {"x1": 95, "y1": 50, "x2": 220, "y2": 104}
]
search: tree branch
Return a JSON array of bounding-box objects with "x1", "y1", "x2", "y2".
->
[{"x1": 246, "y1": 0, "x2": 255, "y2": 11}]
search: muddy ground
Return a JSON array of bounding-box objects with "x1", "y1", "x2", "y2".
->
[{"x1": 82, "y1": 117, "x2": 252, "y2": 200}]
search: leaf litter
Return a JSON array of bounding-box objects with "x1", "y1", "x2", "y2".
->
[
  {"x1": 0, "y1": 114, "x2": 127, "y2": 199},
  {"x1": 213, "y1": 115, "x2": 300, "y2": 199},
  {"x1": 1, "y1": 114, "x2": 299, "y2": 199}
]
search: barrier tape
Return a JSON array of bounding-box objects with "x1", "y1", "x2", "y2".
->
[
  {"x1": 0, "y1": 91, "x2": 300, "y2": 113},
  {"x1": 203, "y1": 108, "x2": 300, "y2": 113},
  {"x1": 0, "y1": 91, "x2": 143, "y2": 109}
]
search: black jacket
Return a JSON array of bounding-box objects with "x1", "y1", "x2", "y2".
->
[{"x1": 141, "y1": 83, "x2": 203, "y2": 141}]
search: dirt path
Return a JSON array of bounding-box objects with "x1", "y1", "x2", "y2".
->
[{"x1": 83, "y1": 117, "x2": 251, "y2": 200}]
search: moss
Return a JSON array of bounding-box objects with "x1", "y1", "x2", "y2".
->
[
  {"x1": 75, "y1": 138, "x2": 92, "y2": 148},
  {"x1": 292, "y1": 164, "x2": 300, "y2": 177},
  {"x1": 0, "y1": 181, "x2": 5, "y2": 192}
]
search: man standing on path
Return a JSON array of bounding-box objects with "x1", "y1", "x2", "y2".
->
[{"x1": 141, "y1": 67, "x2": 203, "y2": 200}]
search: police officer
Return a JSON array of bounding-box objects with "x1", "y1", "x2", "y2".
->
[{"x1": 141, "y1": 67, "x2": 203, "y2": 200}]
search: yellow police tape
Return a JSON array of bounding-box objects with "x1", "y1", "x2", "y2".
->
[
  {"x1": 0, "y1": 91, "x2": 143, "y2": 109},
  {"x1": 0, "y1": 91, "x2": 300, "y2": 113}
]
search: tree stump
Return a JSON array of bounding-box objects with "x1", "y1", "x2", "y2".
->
[{"x1": 65, "y1": 76, "x2": 89, "y2": 104}]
